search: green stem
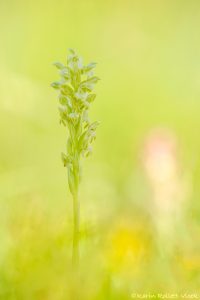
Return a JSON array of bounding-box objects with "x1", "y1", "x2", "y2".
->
[{"x1": 72, "y1": 191, "x2": 79, "y2": 267}]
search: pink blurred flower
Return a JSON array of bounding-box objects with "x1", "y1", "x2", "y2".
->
[{"x1": 142, "y1": 128, "x2": 188, "y2": 247}]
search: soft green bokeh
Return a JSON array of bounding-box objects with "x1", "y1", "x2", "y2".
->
[{"x1": 1, "y1": 0, "x2": 200, "y2": 299}]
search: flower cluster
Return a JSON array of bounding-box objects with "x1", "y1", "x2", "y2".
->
[{"x1": 51, "y1": 49, "x2": 100, "y2": 195}]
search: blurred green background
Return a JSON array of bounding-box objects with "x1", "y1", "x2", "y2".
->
[{"x1": 1, "y1": 0, "x2": 200, "y2": 299}]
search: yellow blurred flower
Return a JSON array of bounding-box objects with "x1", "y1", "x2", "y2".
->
[{"x1": 104, "y1": 217, "x2": 150, "y2": 274}]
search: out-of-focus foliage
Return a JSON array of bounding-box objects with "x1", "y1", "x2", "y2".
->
[{"x1": 1, "y1": 0, "x2": 200, "y2": 299}]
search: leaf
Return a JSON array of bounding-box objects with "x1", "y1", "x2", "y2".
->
[
  {"x1": 61, "y1": 152, "x2": 72, "y2": 167},
  {"x1": 79, "y1": 77, "x2": 100, "y2": 92},
  {"x1": 59, "y1": 95, "x2": 72, "y2": 108},
  {"x1": 75, "y1": 92, "x2": 87, "y2": 101},
  {"x1": 87, "y1": 71, "x2": 95, "y2": 78},
  {"x1": 82, "y1": 110, "x2": 90, "y2": 124},
  {"x1": 67, "y1": 138, "x2": 73, "y2": 154},
  {"x1": 87, "y1": 94, "x2": 96, "y2": 103},
  {"x1": 79, "y1": 83, "x2": 94, "y2": 93},
  {"x1": 60, "y1": 68, "x2": 71, "y2": 80},
  {"x1": 59, "y1": 95, "x2": 67, "y2": 105},
  {"x1": 61, "y1": 84, "x2": 74, "y2": 96},
  {"x1": 74, "y1": 92, "x2": 90, "y2": 110},
  {"x1": 58, "y1": 106, "x2": 68, "y2": 124},
  {"x1": 78, "y1": 131, "x2": 88, "y2": 152},
  {"x1": 67, "y1": 50, "x2": 83, "y2": 72},
  {"x1": 81, "y1": 100, "x2": 90, "y2": 110},
  {"x1": 89, "y1": 131, "x2": 96, "y2": 142},
  {"x1": 86, "y1": 76, "x2": 100, "y2": 84},
  {"x1": 58, "y1": 105, "x2": 67, "y2": 113},
  {"x1": 75, "y1": 116, "x2": 82, "y2": 137},
  {"x1": 85, "y1": 146, "x2": 93, "y2": 157},
  {"x1": 68, "y1": 122, "x2": 76, "y2": 141},
  {"x1": 51, "y1": 81, "x2": 61, "y2": 89},
  {"x1": 53, "y1": 62, "x2": 65, "y2": 70},
  {"x1": 68, "y1": 112, "x2": 80, "y2": 126},
  {"x1": 68, "y1": 112, "x2": 79, "y2": 121},
  {"x1": 68, "y1": 167, "x2": 76, "y2": 195},
  {"x1": 77, "y1": 58, "x2": 83, "y2": 70},
  {"x1": 60, "y1": 119, "x2": 66, "y2": 126},
  {"x1": 68, "y1": 48, "x2": 76, "y2": 55},
  {"x1": 88, "y1": 121, "x2": 100, "y2": 131},
  {"x1": 82, "y1": 62, "x2": 97, "y2": 74}
]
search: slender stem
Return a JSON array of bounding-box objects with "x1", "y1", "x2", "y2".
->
[{"x1": 72, "y1": 191, "x2": 79, "y2": 267}]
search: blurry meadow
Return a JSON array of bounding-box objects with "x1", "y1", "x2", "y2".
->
[{"x1": 1, "y1": 0, "x2": 200, "y2": 299}]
